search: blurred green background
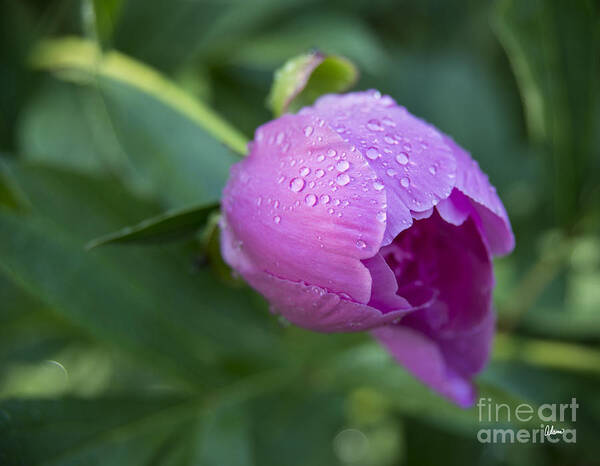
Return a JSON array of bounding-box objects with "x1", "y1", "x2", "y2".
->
[{"x1": 1, "y1": 0, "x2": 599, "y2": 465}]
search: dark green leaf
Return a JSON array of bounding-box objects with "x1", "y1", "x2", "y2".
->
[
  {"x1": 86, "y1": 202, "x2": 218, "y2": 249},
  {"x1": 0, "y1": 165, "x2": 280, "y2": 388},
  {"x1": 493, "y1": 0, "x2": 599, "y2": 224},
  {"x1": 0, "y1": 158, "x2": 27, "y2": 212},
  {"x1": 0, "y1": 396, "x2": 193, "y2": 466}
]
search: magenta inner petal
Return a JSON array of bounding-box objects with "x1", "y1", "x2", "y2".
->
[{"x1": 380, "y1": 210, "x2": 493, "y2": 335}]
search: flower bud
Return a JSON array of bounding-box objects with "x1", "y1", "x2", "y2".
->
[{"x1": 221, "y1": 90, "x2": 514, "y2": 407}]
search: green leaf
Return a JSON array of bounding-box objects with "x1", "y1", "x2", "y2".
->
[
  {"x1": 90, "y1": 0, "x2": 123, "y2": 46},
  {"x1": 493, "y1": 0, "x2": 599, "y2": 225},
  {"x1": 86, "y1": 202, "x2": 218, "y2": 249},
  {"x1": 267, "y1": 51, "x2": 358, "y2": 117},
  {"x1": 0, "y1": 158, "x2": 27, "y2": 212},
  {"x1": 0, "y1": 164, "x2": 280, "y2": 388},
  {"x1": 0, "y1": 396, "x2": 194, "y2": 466},
  {"x1": 31, "y1": 37, "x2": 248, "y2": 156},
  {"x1": 28, "y1": 38, "x2": 248, "y2": 206}
]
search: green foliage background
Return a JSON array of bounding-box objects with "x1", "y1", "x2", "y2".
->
[{"x1": 1, "y1": 0, "x2": 599, "y2": 465}]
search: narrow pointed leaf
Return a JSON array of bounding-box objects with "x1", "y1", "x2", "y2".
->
[{"x1": 86, "y1": 202, "x2": 218, "y2": 249}]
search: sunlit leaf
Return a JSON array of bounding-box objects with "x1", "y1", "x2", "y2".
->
[
  {"x1": 31, "y1": 37, "x2": 248, "y2": 155},
  {"x1": 267, "y1": 51, "x2": 358, "y2": 117}
]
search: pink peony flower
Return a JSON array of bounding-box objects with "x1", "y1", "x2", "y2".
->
[{"x1": 220, "y1": 90, "x2": 514, "y2": 407}]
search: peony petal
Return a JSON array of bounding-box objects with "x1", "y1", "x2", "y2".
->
[
  {"x1": 302, "y1": 91, "x2": 457, "y2": 246},
  {"x1": 371, "y1": 314, "x2": 494, "y2": 407},
  {"x1": 411, "y1": 208, "x2": 433, "y2": 220},
  {"x1": 222, "y1": 219, "x2": 436, "y2": 332},
  {"x1": 381, "y1": 213, "x2": 493, "y2": 334},
  {"x1": 247, "y1": 270, "x2": 434, "y2": 333},
  {"x1": 443, "y1": 136, "x2": 514, "y2": 256},
  {"x1": 435, "y1": 189, "x2": 471, "y2": 226},
  {"x1": 372, "y1": 213, "x2": 496, "y2": 406},
  {"x1": 222, "y1": 112, "x2": 387, "y2": 303}
]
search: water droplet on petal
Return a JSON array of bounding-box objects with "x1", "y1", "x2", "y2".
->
[
  {"x1": 317, "y1": 154, "x2": 325, "y2": 162},
  {"x1": 395, "y1": 153, "x2": 409, "y2": 165},
  {"x1": 320, "y1": 194, "x2": 331, "y2": 204},
  {"x1": 300, "y1": 166, "x2": 310, "y2": 177},
  {"x1": 382, "y1": 117, "x2": 396, "y2": 127},
  {"x1": 366, "y1": 147, "x2": 380, "y2": 160},
  {"x1": 336, "y1": 173, "x2": 350, "y2": 186},
  {"x1": 356, "y1": 239, "x2": 367, "y2": 249},
  {"x1": 273, "y1": 215, "x2": 281, "y2": 224},
  {"x1": 304, "y1": 126, "x2": 313, "y2": 137},
  {"x1": 384, "y1": 135, "x2": 397, "y2": 145},
  {"x1": 304, "y1": 193, "x2": 317, "y2": 206},
  {"x1": 275, "y1": 132, "x2": 284, "y2": 144},
  {"x1": 401, "y1": 177, "x2": 410, "y2": 188},
  {"x1": 376, "y1": 211, "x2": 386, "y2": 223},
  {"x1": 290, "y1": 177, "x2": 306, "y2": 192},
  {"x1": 336, "y1": 160, "x2": 350, "y2": 172},
  {"x1": 373, "y1": 180, "x2": 384, "y2": 191},
  {"x1": 366, "y1": 119, "x2": 384, "y2": 132},
  {"x1": 277, "y1": 175, "x2": 286, "y2": 184},
  {"x1": 315, "y1": 169, "x2": 325, "y2": 178},
  {"x1": 386, "y1": 168, "x2": 397, "y2": 177},
  {"x1": 256, "y1": 197, "x2": 262, "y2": 206},
  {"x1": 327, "y1": 149, "x2": 337, "y2": 157},
  {"x1": 429, "y1": 165, "x2": 437, "y2": 175}
]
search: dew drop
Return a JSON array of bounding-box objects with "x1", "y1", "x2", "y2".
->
[
  {"x1": 317, "y1": 154, "x2": 325, "y2": 162},
  {"x1": 300, "y1": 166, "x2": 310, "y2": 177},
  {"x1": 303, "y1": 126, "x2": 313, "y2": 137},
  {"x1": 382, "y1": 117, "x2": 396, "y2": 127},
  {"x1": 376, "y1": 211, "x2": 386, "y2": 223},
  {"x1": 400, "y1": 177, "x2": 410, "y2": 188},
  {"x1": 273, "y1": 200, "x2": 280, "y2": 208},
  {"x1": 336, "y1": 173, "x2": 350, "y2": 186},
  {"x1": 395, "y1": 153, "x2": 409, "y2": 165},
  {"x1": 315, "y1": 169, "x2": 325, "y2": 178},
  {"x1": 320, "y1": 194, "x2": 331, "y2": 204},
  {"x1": 356, "y1": 239, "x2": 367, "y2": 249},
  {"x1": 373, "y1": 180, "x2": 385, "y2": 191},
  {"x1": 273, "y1": 215, "x2": 281, "y2": 224},
  {"x1": 366, "y1": 119, "x2": 384, "y2": 132},
  {"x1": 256, "y1": 197, "x2": 262, "y2": 206},
  {"x1": 366, "y1": 147, "x2": 380, "y2": 160},
  {"x1": 275, "y1": 132, "x2": 285, "y2": 144},
  {"x1": 386, "y1": 168, "x2": 397, "y2": 177},
  {"x1": 327, "y1": 149, "x2": 337, "y2": 157},
  {"x1": 304, "y1": 193, "x2": 317, "y2": 206},
  {"x1": 289, "y1": 177, "x2": 306, "y2": 193},
  {"x1": 277, "y1": 175, "x2": 286, "y2": 184},
  {"x1": 336, "y1": 160, "x2": 350, "y2": 172},
  {"x1": 384, "y1": 135, "x2": 397, "y2": 145},
  {"x1": 429, "y1": 165, "x2": 437, "y2": 175}
]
